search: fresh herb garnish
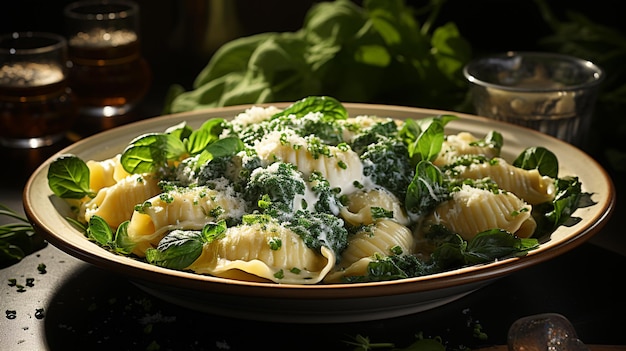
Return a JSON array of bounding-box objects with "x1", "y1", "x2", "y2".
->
[
  {"x1": 401, "y1": 115, "x2": 459, "y2": 164},
  {"x1": 405, "y1": 160, "x2": 450, "y2": 218},
  {"x1": 145, "y1": 220, "x2": 227, "y2": 270},
  {"x1": 0, "y1": 204, "x2": 47, "y2": 268},
  {"x1": 119, "y1": 118, "x2": 243, "y2": 175},
  {"x1": 513, "y1": 146, "x2": 559, "y2": 178},
  {"x1": 86, "y1": 216, "x2": 135, "y2": 255},
  {"x1": 47, "y1": 155, "x2": 95, "y2": 199}
]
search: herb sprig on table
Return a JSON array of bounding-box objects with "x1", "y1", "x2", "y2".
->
[{"x1": 0, "y1": 204, "x2": 46, "y2": 268}]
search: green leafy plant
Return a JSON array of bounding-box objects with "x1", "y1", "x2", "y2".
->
[{"x1": 163, "y1": 0, "x2": 472, "y2": 114}]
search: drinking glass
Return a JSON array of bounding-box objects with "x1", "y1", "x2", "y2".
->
[
  {"x1": 64, "y1": 0, "x2": 151, "y2": 124},
  {"x1": 463, "y1": 52, "x2": 604, "y2": 147},
  {"x1": 0, "y1": 32, "x2": 77, "y2": 148},
  {"x1": 508, "y1": 313, "x2": 590, "y2": 351}
]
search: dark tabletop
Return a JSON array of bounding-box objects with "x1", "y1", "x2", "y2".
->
[{"x1": 0, "y1": 236, "x2": 624, "y2": 351}]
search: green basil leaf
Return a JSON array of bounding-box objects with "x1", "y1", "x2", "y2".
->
[
  {"x1": 405, "y1": 115, "x2": 458, "y2": 163},
  {"x1": 431, "y1": 22, "x2": 472, "y2": 84},
  {"x1": 194, "y1": 33, "x2": 275, "y2": 86},
  {"x1": 271, "y1": 96, "x2": 347, "y2": 121},
  {"x1": 120, "y1": 133, "x2": 187, "y2": 174},
  {"x1": 47, "y1": 154, "x2": 95, "y2": 199},
  {"x1": 201, "y1": 220, "x2": 227, "y2": 243},
  {"x1": 195, "y1": 136, "x2": 244, "y2": 170},
  {"x1": 114, "y1": 221, "x2": 134, "y2": 255},
  {"x1": 546, "y1": 176, "x2": 582, "y2": 228},
  {"x1": 519, "y1": 238, "x2": 541, "y2": 251},
  {"x1": 367, "y1": 0, "x2": 419, "y2": 47},
  {"x1": 464, "y1": 229, "x2": 527, "y2": 264},
  {"x1": 405, "y1": 160, "x2": 449, "y2": 217},
  {"x1": 87, "y1": 215, "x2": 114, "y2": 247},
  {"x1": 399, "y1": 119, "x2": 421, "y2": 145},
  {"x1": 364, "y1": 258, "x2": 409, "y2": 281},
  {"x1": 513, "y1": 146, "x2": 559, "y2": 178},
  {"x1": 355, "y1": 45, "x2": 391, "y2": 67},
  {"x1": 431, "y1": 234, "x2": 466, "y2": 269},
  {"x1": 469, "y1": 130, "x2": 503, "y2": 151},
  {"x1": 414, "y1": 118, "x2": 445, "y2": 162},
  {"x1": 531, "y1": 176, "x2": 582, "y2": 238},
  {"x1": 412, "y1": 114, "x2": 458, "y2": 132},
  {"x1": 165, "y1": 121, "x2": 194, "y2": 141},
  {"x1": 187, "y1": 118, "x2": 225, "y2": 155},
  {"x1": 146, "y1": 230, "x2": 204, "y2": 270}
]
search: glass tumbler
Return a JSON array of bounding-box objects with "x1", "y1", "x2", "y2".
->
[
  {"x1": 64, "y1": 0, "x2": 151, "y2": 122},
  {"x1": 0, "y1": 32, "x2": 77, "y2": 148},
  {"x1": 508, "y1": 313, "x2": 590, "y2": 351},
  {"x1": 463, "y1": 52, "x2": 604, "y2": 147}
]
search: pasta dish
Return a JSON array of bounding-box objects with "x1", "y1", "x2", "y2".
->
[{"x1": 46, "y1": 96, "x2": 582, "y2": 285}]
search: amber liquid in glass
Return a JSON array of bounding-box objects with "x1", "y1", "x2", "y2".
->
[
  {"x1": 67, "y1": 29, "x2": 151, "y2": 117},
  {"x1": 0, "y1": 63, "x2": 77, "y2": 147}
]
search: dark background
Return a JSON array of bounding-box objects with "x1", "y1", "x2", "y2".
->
[
  {"x1": 2, "y1": 0, "x2": 624, "y2": 116},
  {"x1": 1, "y1": 4, "x2": 625, "y2": 349}
]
